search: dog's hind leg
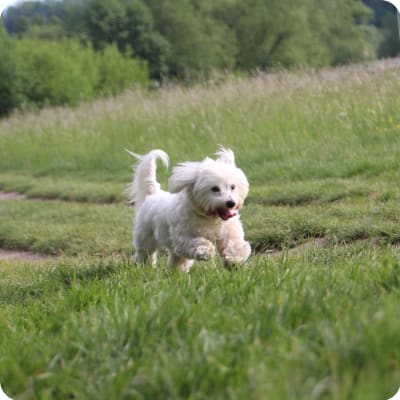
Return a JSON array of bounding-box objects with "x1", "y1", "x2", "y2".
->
[
  {"x1": 134, "y1": 230, "x2": 158, "y2": 266},
  {"x1": 135, "y1": 248, "x2": 157, "y2": 267},
  {"x1": 167, "y1": 251, "x2": 194, "y2": 272}
]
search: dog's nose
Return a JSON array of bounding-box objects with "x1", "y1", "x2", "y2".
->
[{"x1": 226, "y1": 200, "x2": 236, "y2": 209}]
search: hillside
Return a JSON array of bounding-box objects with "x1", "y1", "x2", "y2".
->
[{"x1": 0, "y1": 59, "x2": 399, "y2": 399}]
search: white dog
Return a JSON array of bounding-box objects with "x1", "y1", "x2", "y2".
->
[{"x1": 127, "y1": 148, "x2": 251, "y2": 271}]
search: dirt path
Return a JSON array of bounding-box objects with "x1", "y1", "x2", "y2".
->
[
  {"x1": 0, "y1": 191, "x2": 27, "y2": 200},
  {"x1": 265, "y1": 237, "x2": 330, "y2": 257},
  {"x1": 0, "y1": 191, "x2": 53, "y2": 263},
  {"x1": 265, "y1": 236, "x2": 384, "y2": 258},
  {"x1": 0, "y1": 249, "x2": 55, "y2": 263}
]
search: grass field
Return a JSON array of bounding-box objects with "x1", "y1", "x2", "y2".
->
[{"x1": 0, "y1": 59, "x2": 400, "y2": 399}]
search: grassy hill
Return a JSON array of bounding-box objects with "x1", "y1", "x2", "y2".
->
[{"x1": 0, "y1": 59, "x2": 400, "y2": 399}]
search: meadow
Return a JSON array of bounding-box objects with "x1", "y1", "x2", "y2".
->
[{"x1": 0, "y1": 59, "x2": 400, "y2": 399}]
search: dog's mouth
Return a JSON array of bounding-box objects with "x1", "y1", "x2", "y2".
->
[{"x1": 218, "y1": 208, "x2": 237, "y2": 221}]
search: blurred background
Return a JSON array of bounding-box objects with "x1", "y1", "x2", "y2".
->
[{"x1": 1, "y1": 0, "x2": 399, "y2": 118}]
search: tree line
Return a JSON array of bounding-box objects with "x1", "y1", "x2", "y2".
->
[{"x1": 0, "y1": 0, "x2": 399, "y2": 116}]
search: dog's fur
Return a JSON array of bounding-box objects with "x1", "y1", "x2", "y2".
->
[{"x1": 128, "y1": 148, "x2": 251, "y2": 271}]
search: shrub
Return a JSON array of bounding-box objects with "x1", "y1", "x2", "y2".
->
[
  {"x1": 96, "y1": 44, "x2": 148, "y2": 96},
  {"x1": 13, "y1": 39, "x2": 99, "y2": 107},
  {"x1": 0, "y1": 25, "x2": 18, "y2": 117},
  {"x1": 0, "y1": 36, "x2": 149, "y2": 115}
]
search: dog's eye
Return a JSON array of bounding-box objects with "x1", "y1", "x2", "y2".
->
[
  {"x1": 231, "y1": 184, "x2": 236, "y2": 190},
  {"x1": 211, "y1": 186, "x2": 220, "y2": 193}
]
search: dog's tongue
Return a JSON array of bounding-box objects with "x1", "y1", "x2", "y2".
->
[{"x1": 218, "y1": 209, "x2": 237, "y2": 221}]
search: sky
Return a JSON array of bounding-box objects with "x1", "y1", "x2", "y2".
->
[
  {"x1": 384, "y1": 0, "x2": 400, "y2": 10},
  {"x1": 0, "y1": 0, "x2": 20, "y2": 16}
]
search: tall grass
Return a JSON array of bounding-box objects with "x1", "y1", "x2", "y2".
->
[{"x1": 0, "y1": 59, "x2": 399, "y2": 184}]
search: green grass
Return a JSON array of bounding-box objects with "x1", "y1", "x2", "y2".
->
[
  {"x1": 1, "y1": 176, "x2": 399, "y2": 256},
  {"x1": 1, "y1": 249, "x2": 400, "y2": 399},
  {"x1": 1, "y1": 60, "x2": 400, "y2": 399},
  {"x1": 0, "y1": 172, "x2": 125, "y2": 203},
  {"x1": 0, "y1": 200, "x2": 132, "y2": 256}
]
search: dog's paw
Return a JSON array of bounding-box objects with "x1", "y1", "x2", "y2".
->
[
  {"x1": 194, "y1": 241, "x2": 216, "y2": 261},
  {"x1": 222, "y1": 240, "x2": 251, "y2": 266},
  {"x1": 223, "y1": 254, "x2": 246, "y2": 266}
]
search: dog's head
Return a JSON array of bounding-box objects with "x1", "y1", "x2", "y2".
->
[{"x1": 169, "y1": 147, "x2": 249, "y2": 220}]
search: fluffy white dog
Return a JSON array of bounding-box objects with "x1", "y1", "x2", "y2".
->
[{"x1": 127, "y1": 147, "x2": 251, "y2": 271}]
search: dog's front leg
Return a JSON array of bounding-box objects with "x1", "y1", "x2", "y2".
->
[
  {"x1": 217, "y1": 219, "x2": 251, "y2": 267},
  {"x1": 173, "y1": 237, "x2": 216, "y2": 262},
  {"x1": 218, "y1": 239, "x2": 251, "y2": 267}
]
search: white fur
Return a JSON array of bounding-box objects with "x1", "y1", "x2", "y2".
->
[{"x1": 128, "y1": 147, "x2": 251, "y2": 271}]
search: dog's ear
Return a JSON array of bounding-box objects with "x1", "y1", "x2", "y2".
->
[
  {"x1": 215, "y1": 146, "x2": 235, "y2": 165},
  {"x1": 169, "y1": 162, "x2": 200, "y2": 193}
]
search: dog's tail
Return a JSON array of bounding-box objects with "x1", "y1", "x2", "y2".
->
[{"x1": 127, "y1": 149, "x2": 169, "y2": 209}]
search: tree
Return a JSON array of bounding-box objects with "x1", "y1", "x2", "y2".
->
[
  {"x1": 377, "y1": 10, "x2": 400, "y2": 56},
  {"x1": 0, "y1": 24, "x2": 17, "y2": 116},
  {"x1": 316, "y1": 0, "x2": 374, "y2": 65},
  {"x1": 364, "y1": 0, "x2": 400, "y2": 57},
  {"x1": 213, "y1": 0, "x2": 374, "y2": 70},
  {"x1": 145, "y1": 0, "x2": 237, "y2": 80},
  {"x1": 84, "y1": 0, "x2": 128, "y2": 51},
  {"x1": 84, "y1": 0, "x2": 169, "y2": 79},
  {"x1": 1, "y1": 0, "x2": 386, "y2": 83}
]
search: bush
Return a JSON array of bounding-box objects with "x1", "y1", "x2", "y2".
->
[
  {"x1": 0, "y1": 36, "x2": 149, "y2": 116},
  {"x1": 96, "y1": 44, "x2": 148, "y2": 96},
  {"x1": 0, "y1": 25, "x2": 18, "y2": 117},
  {"x1": 13, "y1": 39, "x2": 98, "y2": 107}
]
